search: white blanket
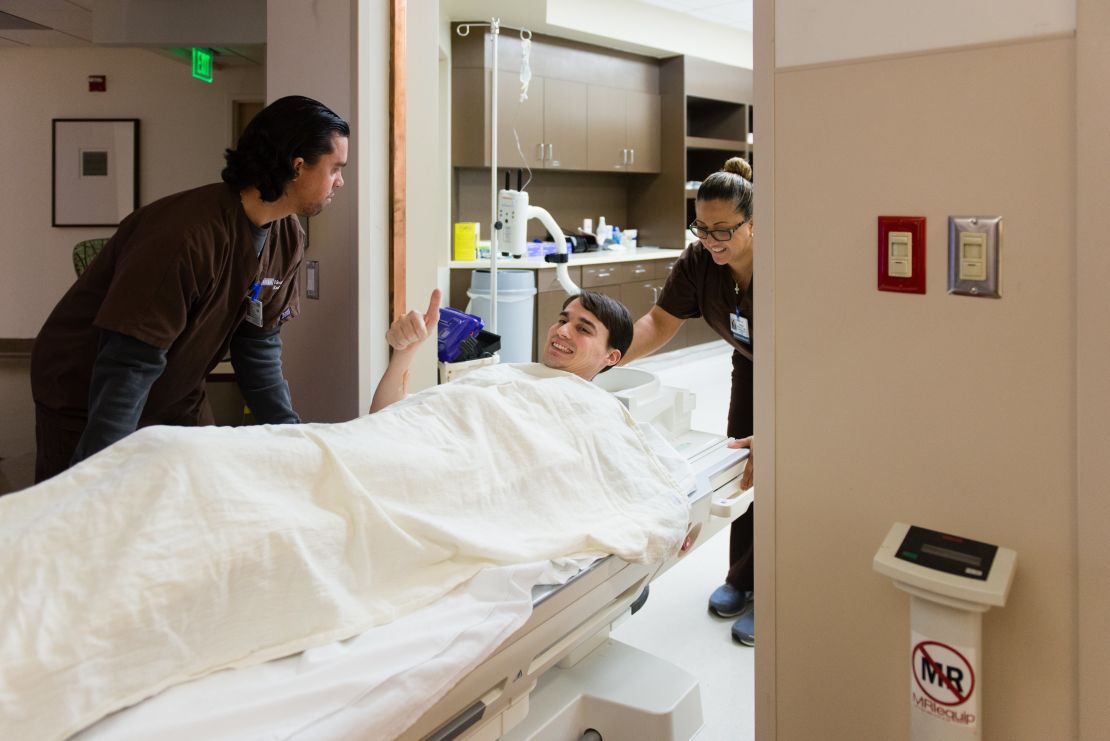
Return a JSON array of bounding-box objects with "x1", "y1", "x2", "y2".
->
[
  {"x1": 77, "y1": 559, "x2": 591, "y2": 741},
  {"x1": 0, "y1": 363, "x2": 689, "y2": 741}
]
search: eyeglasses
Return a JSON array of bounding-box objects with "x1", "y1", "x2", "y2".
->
[{"x1": 688, "y1": 218, "x2": 749, "y2": 242}]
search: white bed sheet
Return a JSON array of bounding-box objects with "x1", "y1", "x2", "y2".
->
[
  {"x1": 77, "y1": 558, "x2": 594, "y2": 741},
  {"x1": 74, "y1": 413, "x2": 696, "y2": 741},
  {"x1": 2, "y1": 363, "x2": 692, "y2": 741}
]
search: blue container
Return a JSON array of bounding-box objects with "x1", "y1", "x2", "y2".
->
[{"x1": 438, "y1": 307, "x2": 484, "y2": 363}]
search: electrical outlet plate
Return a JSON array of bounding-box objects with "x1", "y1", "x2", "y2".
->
[
  {"x1": 306, "y1": 260, "x2": 320, "y2": 299},
  {"x1": 877, "y1": 216, "x2": 926, "y2": 294},
  {"x1": 948, "y1": 216, "x2": 1001, "y2": 298}
]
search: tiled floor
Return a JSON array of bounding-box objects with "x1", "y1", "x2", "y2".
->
[{"x1": 614, "y1": 340, "x2": 755, "y2": 741}]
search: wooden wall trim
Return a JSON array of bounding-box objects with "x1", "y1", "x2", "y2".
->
[
  {"x1": 389, "y1": 0, "x2": 407, "y2": 321},
  {"x1": 0, "y1": 338, "x2": 35, "y2": 357}
]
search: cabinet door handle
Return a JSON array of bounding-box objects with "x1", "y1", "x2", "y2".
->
[
  {"x1": 621, "y1": 148, "x2": 628, "y2": 165},
  {"x1": 632, "y1": 267, "x2": 647, "y2": 275},
  {"x1": 547, "y1": 143, "x2": 554, "y2": 162},
  {"x1": 537, "y1": 143, "x2": 545, "y2": 161},
  {"x1": 650, "y1": 286, "x2": 660, "y2": 304},
  {"x1": 629, "y1": 148, "x2": 635, "y2": 165}
]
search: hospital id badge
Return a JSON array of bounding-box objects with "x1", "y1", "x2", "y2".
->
[
  {"x1": 730, "y1": 313, "x2": 751, "y2": 345},
  {"x1": 246, "y1": 298, "x2": 264, "y2": 327}
]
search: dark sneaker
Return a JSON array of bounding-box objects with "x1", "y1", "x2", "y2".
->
[
  {"x1": 708, "y1": 584, "x2": 753, "y2": 618},
  {"x1": 732, "y1": 610, "x2": 755, "y2": 646}
]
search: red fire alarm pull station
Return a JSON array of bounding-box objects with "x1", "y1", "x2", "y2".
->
[
  {"x1": 88, "y1": 75, "x2": 106, "y2": 92},
  {"x1": 877, "y1": 215, "x2": 926, "y2": 294}
]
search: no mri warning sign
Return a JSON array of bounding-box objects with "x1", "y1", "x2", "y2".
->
[{"x1": 910, "y1": 633, "x2": 978, "y2": 727}]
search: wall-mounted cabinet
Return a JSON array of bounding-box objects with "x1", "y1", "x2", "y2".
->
[
  {"x1": 543, "y1": 78, "x2": 589, "y2": 169},
  {"x1": 452, "y1": 29, "x2": 659, "y2": 174},
  {"x1": 451, "y1": 28, "x2": 752, "y2": 252},
  {"x1": 628, "y1": 56, "x2": 753, "y2": 249},
  {"x1": 587, "y1": 86, "x2": 661, "y2": 173},
  {"x1": 454, "y1": 71, "x2": 592, "y2": 171}
]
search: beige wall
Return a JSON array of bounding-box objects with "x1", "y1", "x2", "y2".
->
[
  {"x1": 763, "y1": 26, "x2": 1088, "y2": 741},
  {"x1": 400, "y1": 0, "x2": 449, "y2": 392},
  {"x1": 760, "y1": 1, "x2": 1110, "y2": 738},
  {"x1": 775, "y1": 0, "x2": 1074, "y2": 67},
  {"x1": 0, "y1": 47, "x2": 264, "y2": 339},
  {"x1": 1076, "y1": 0, "x2": 1110, "y2": 737},
  {"x1": 267, "y1": 0, "x2": 390, "y2": 421},
  {"x1": 268, "y1": 0, "x2": 441, "y2": 410}
]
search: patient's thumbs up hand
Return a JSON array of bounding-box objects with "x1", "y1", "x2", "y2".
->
[
  {"x1": 423, "y1": 288, "x2": 441, "y2": 331},
  {"x1": 386, "y1": 289, "x2": 442, "y2": 352}
]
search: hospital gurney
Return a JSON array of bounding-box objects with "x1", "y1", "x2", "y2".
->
[
  {"x1": 65, "y1": 366, "x2": 749, "y2": 741},
  {"x1": 402, "y1": 367, "x2": 752, "y2": 741}
]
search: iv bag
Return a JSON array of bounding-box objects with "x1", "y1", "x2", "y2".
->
[{"x1": 519, "y1": 38, "x2": 532, "y2": 102}]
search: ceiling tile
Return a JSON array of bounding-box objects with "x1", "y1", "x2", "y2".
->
[
  {"x1": 691, "y1": 2, "x2": 752, "y2": 32},
  {"x1": 0, "y1": 28, "x2": 90, "y2": 46},
  {"x1": 634, "y1": 0, "x2": 752, "y2": 33},
  {"x1": 0, "y1": 0, "x2": 92, "y2": 41}
]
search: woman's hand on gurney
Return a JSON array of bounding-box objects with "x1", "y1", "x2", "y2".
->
[
  {"x1": 386, "y1": 289, "x2": 441, "y2": 353},
  {"x1": 728, "y1": 436, "x2": 754, "y2": 490}
]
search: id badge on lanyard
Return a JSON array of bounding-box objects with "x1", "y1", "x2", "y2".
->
[
  {"x1": 245, "y1": 277, "x2": 284, "y2": 327},
  {"x1": 730, "y1": 307, "x2": 751, "y2": 346},
  {"x1": 246, "y1": 282, "x2": 264, "y2": 327}
]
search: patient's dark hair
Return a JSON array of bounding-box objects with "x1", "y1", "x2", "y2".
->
[
  {"x1": 562, "y1": 290, "x2": 633, "y2": 373},
  {"x1": 222, "y1": 95, "x2": 350, "y2": 202}
]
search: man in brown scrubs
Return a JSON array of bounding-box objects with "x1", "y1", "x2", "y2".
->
[{"x1": 30, "y1": 96, "x2": 349, "y2": 483}]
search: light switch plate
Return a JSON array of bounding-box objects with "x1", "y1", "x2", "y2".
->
[
  {"x1": 878, "y1": 216, "x2": 926, "y2": 293},
  {"x1": 948, "y1": 216, "x2": 1001, "y2": 298},
  {"x1": 306, "y1": 260, "x2": 320, "y2": 299}
]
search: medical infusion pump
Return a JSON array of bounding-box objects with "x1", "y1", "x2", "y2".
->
[{"x1": 873, "y1": 522, "x2": 1016, "y2": 608}]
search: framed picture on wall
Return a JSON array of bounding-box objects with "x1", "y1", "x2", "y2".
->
[{"x1": 52, "y1": 118, "x2": 140, "y2": 227}]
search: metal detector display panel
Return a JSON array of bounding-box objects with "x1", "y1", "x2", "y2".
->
[{"x1": 895, "y1": 526, "x2": 997, "y2": 581}]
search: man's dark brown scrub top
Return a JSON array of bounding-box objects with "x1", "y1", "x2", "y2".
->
[{"x1": 31, "y1": 183, "x2": 304, "y2": 430}]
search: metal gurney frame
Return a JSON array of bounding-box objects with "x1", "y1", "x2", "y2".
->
[{"x1": 402, "y1": 369, "x2": 753, "y2": 741}]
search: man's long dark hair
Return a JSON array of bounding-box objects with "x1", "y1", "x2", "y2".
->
[{"x1": 222, "y1": 95, "x2": 349, "y2": 202}]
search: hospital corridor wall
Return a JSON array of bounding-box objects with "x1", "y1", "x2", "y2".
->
[
  {"x1": 0, "y1": 46, "x2": 265, "y2": 341},
  {"x1": 0, "y1": 44, "x2": 265, "y2": 493},
  {"x1": 758, "y1": 0, "x2": 1110, "y2": 739}
]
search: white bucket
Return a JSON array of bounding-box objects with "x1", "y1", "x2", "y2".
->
[{"x1": 466, "y1": 269, "x2": 537, "y2": 364}]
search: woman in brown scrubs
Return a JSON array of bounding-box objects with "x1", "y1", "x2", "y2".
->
[{"x1": 620, "y1": 156, "x2": 756, "y2": 645}]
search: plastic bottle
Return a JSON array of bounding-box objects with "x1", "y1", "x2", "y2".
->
[{"x1": 596, "y1": 216, "x2": 610, "y2": 246}]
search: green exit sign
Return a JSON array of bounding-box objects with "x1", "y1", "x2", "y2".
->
[{"x1": 192, "y1": 48, "x2": 214, "y2": 83}]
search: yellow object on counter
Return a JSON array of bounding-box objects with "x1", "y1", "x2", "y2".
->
[{"x1": 453, "y1": 222, "x2": 480, "y2": 261}]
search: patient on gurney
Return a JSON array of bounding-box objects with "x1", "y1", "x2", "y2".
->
[
  {"x1": 0, "y1": 290, "x2": 691, "y2": 741},
  {"x1": 369, "y1": 287, "x2": 633, "y2": 412}
]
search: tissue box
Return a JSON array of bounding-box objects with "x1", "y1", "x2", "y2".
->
[{"x1": 453, "y1": 222, "x2": 480, "y2": 261}]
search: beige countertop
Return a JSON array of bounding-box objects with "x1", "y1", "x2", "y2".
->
[{"x1": 448, "y1": 246, "x2": 684, "y2": 270}]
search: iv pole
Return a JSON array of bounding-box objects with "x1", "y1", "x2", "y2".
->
[
  {"x1": 456, "y1": 19, "x2": 506, "y2": 333},
  {"x1": 456, "y1": 21, "x2": 576, "y2": 336}
]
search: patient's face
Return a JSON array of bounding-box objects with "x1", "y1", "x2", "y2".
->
[{"x1": 541, "y1": 299, "x2": 621, "y2": 380}]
